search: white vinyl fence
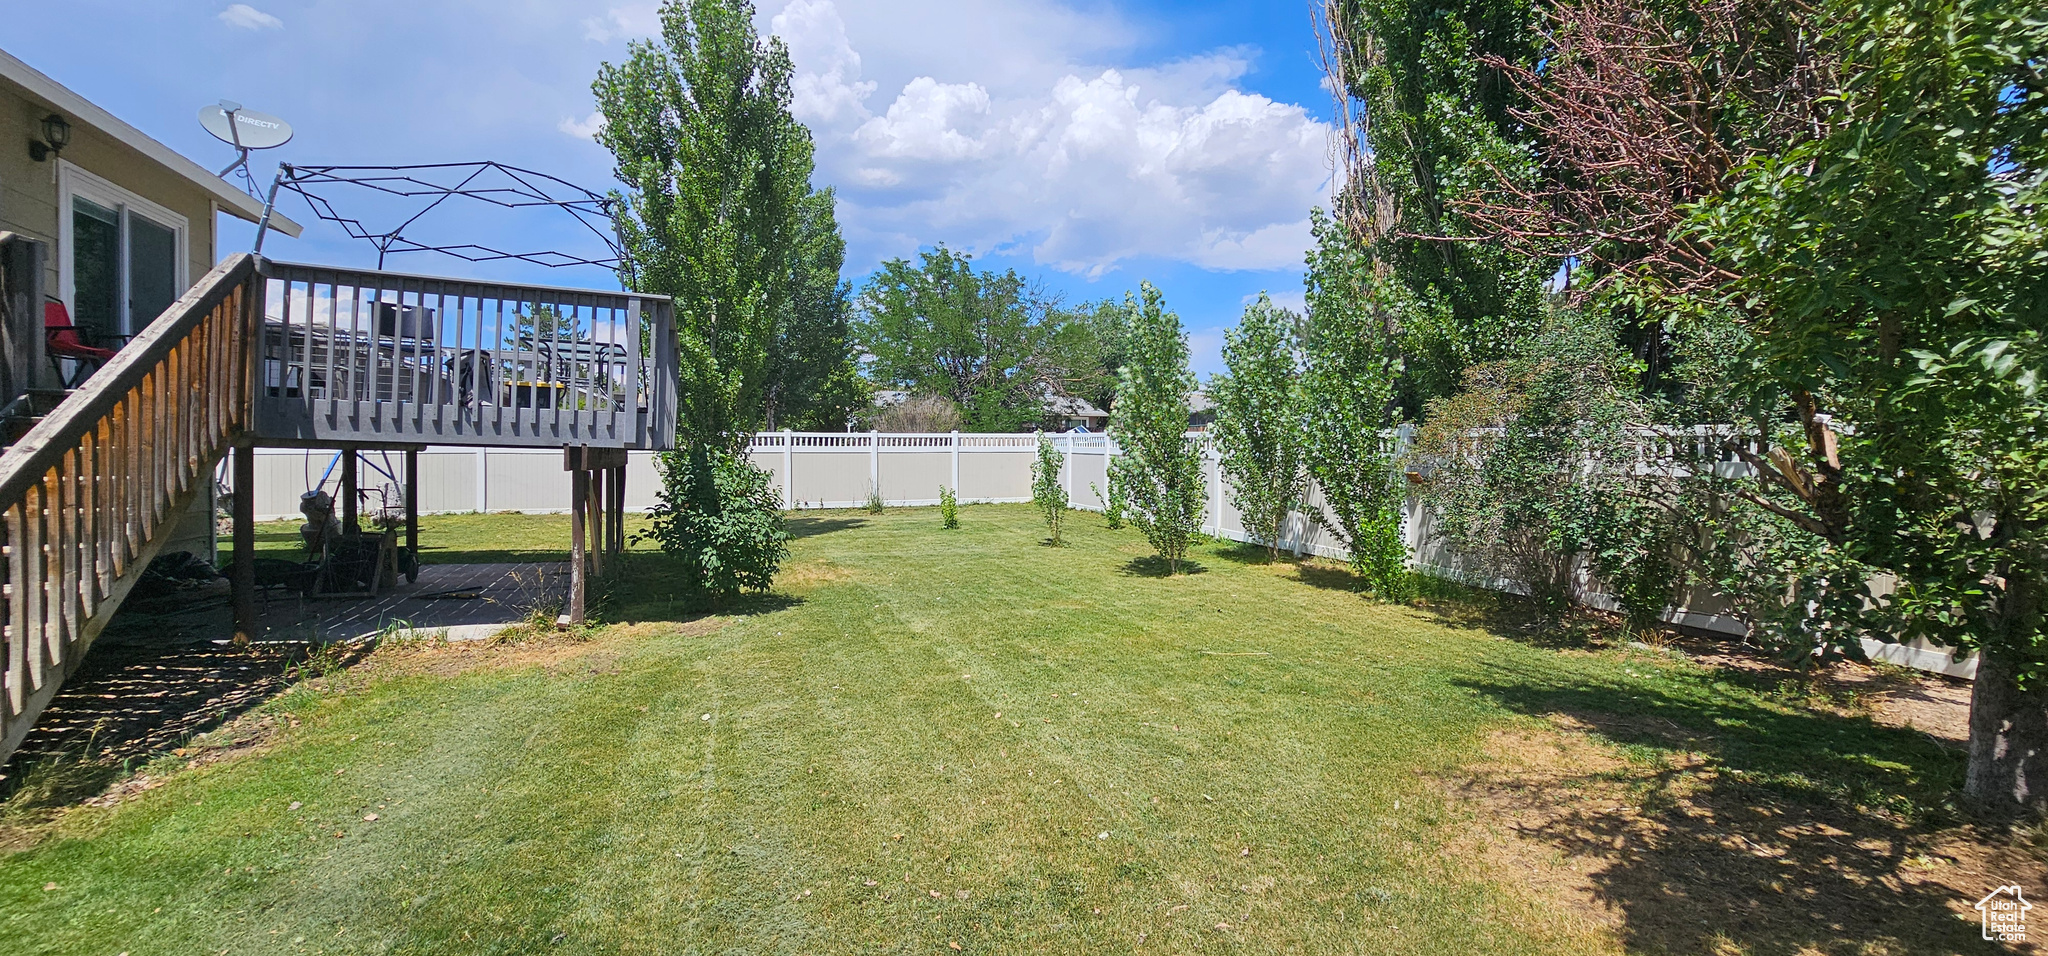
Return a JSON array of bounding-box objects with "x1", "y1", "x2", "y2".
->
[{"x1": 242, "y1": 430, "x2": 1974, "y2": 679}]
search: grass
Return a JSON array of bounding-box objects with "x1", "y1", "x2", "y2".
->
[
  {"x1": 220, "y1": 512, "x2": 661, "y2": 567},
  {"x1": 12, "y1": 505, "x2": 1987, "y2": 955}
]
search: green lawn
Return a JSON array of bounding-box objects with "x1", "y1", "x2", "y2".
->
[
  {"x1": 221, "y1": 511, "x2": 662, "y2": 567},
  {"x1": 10, "y1": 506, "x2": 1985, "y2": 954}
]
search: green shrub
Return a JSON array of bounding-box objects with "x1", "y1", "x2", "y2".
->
[
  {"x1": 1032, "y1": 434, "x2": 1069, "y2": 545},
  {"x1": 640, "y1": 443, "x2": 790, "y2": 607},
  {"x1": 939, "y1": 485, "x2": 960, "y2": 529},
  {"x1": 1094, "y1": 477, "x2": 1126, "y2": 529},
  {"x1": 1411, "y1": 311, "x2": 1662, "y2": 625}
]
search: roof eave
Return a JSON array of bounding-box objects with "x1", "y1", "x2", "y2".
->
[{"x1": 0, "y1": 48, "x2": 304, "y2": 239}]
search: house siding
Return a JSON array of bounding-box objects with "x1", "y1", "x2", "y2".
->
[
  {"x1": 0, "y1": 73, "x2": 224, "y2": 565},
  {"x1": 0, "y1": 76, "x2": 219, "y2": 323}
]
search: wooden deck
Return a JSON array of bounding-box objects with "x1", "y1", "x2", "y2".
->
[{"x1": 251, "y1": 261, "x2": 677, "y2": 449}]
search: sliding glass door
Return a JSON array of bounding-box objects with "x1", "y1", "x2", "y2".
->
[
  {"x1": 70, "y1": 197, "x2": 121, "y2": 343},
  {"x1": 128, "y1": 214, "x2": 178, "y2": 334},
  {"x1": 62, "y1": 165, "x2": 188, "y2": 349}
]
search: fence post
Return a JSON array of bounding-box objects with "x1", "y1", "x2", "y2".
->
[
  {"x1": 782, "y1": 428, "x2": 793, "y2": 509},
  {"x1": 869, "y1": 429, "x2": 880, "y2": 504},
  {"x1": 1208, "y1": 440, "x2": 1222, "y2": 536},
  {"x1": 474, "y1": 448, "x2": 488, "y2": 513},
  {"x1": 1061, "y1": 434, "x2": 1073, "y2": 502},
  {"x1": 950, "y1": 430, "x2": 960, "y2": 498},
  {"x1": 1395, "y1": 423, "x2": 1419, "y2": 556}
]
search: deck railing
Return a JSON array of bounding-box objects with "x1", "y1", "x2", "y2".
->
[
  {"x1": 254, "y1": 261, "x2": 677, "y2": 449},
  {"x1": 0, "y1": 254, "x2": 259, "y2": 758}
]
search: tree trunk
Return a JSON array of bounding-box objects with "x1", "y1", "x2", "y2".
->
[{"x1": 1964, "y1": 651, "x2": 2048, "y2": 817}]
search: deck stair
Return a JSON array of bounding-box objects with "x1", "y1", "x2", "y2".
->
[
  {"x1": 0, "y1": 255, "x2": 260, "y2": 762},
  {"x1": 0, "y1": 252, "x2": 677, "y2": 766}
]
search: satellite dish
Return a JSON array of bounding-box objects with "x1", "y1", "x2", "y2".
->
[
  {"x1": 201, "y1": 100, "x2": 293, "y2": 179},
  {"x1": 200, "y1": 103, "x2": 293, "y2": 149}
]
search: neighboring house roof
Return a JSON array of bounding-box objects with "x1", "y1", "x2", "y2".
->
[
  {"x1": 0, "y1": 48, "x2": 303, "y2": 238},
  {"x1": 872, "y1": 389, "x2": 910, "y2": 407},
  {"x1": 1043, "y1": 393, "x2": 1107, "y2": 419},
  {"x1": 1188, "y1": 390, "x2": 1216, "y2": 414}
]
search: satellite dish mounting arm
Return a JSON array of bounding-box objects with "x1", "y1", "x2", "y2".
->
[{"x1": 254, "y1": 163, "x2": 288, "y2": 255}]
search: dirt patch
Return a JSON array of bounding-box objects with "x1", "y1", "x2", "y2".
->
[
  {"x1": 1443, "y1": 720, "x2": 2043, "y2": 955},
  {"x1": 777, "y1": 559, "x2": 854, "y2": 591},
  {"x1": 358, "y1": 619, "x2": 727, "y2": 680},
  {"x1": 1632, "y1": 638, "x2": 1977, "y2": 750},
  {"x1": 1829, "y1": 664, "x2": 1975, "y2": 746}
]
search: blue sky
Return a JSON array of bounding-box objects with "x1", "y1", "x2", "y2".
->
[{"x1": 0, "y1": 1, "x2": 1337, "y2": 377}]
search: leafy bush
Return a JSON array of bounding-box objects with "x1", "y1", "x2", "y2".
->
[
  {"x1": 1095, "y1": 475, "x2": 1126, "y2": 530},
  {"x1": 1411, "y1": 312, "x2": 1669, "y2": 625},
  {"x1": 1210, "y1": 294, "x2": 1308, "y2": 559},
  {"x1": 939, "y1": 484, "x2": 960, "y2": 529},
  {"x1": 1108, "y1": 284, "x2": 1206, "y2": 572},
  {"x1": 640, "y1": 444, "x2": 790, "y2": 607},
  {"x1": 1032, "y1": 434, "x2": 1068, "y2": 545}
]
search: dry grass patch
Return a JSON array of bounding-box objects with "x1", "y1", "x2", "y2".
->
[
  {"x1": 1443, "y1": 717, "x2": 2044, "y2": 955},
  {"x1": 775, "y1": 558, "x2": 855, "y2": 591}
]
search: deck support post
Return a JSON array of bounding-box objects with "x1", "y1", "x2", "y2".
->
[
  {"x1": 602, "y1": 464, "x2": 618, "y2": 552},
  {"x1": 404, "y1": 448, "x2": 419, "y2": 583},
  {"x1": 231, "y1": 443, "x2": 257, "y2": 644},
  {"x1": 339, "y1": 446, "x2": 358, "y2": 534},
  {"x1": 588, "y1": 464, "x2": 605, "y2": 578},
  {"x1": 561, "y1": 445, "x2": 627, "y2": 627},
  {"x1": 567, "y1": 460, "x2": 588, "y2": 627},
  {"x1": 615, "y1": 463, "x2": 627, "y2": 552}
]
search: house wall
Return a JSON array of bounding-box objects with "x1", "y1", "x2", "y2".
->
[
  {"x1": 0, "y1": 76, "x2": 225, "y2": 563},
  {"x1": 0, "y1": 76, "x2": 219, "y2": 349}
]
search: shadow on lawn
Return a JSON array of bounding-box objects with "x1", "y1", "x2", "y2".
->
[
  {"x1": 1291, "y1": 561, "x2": 1360, "y2": 594},
  {"x1": 1, "y1": 635, "x2": 359, "y2": 804},
  {"x1": 1452, "y1": 659, "x2": 2003, "y2": 955},
  {"x1": 1207, "y1": 541, "x2": 1283, "y2": 565},
  {"x1": 1120, "y1": 555, "x2": 1207, "y2": 577},
  {"x1": 595, "y1": 551, "x2": 804, "y2": 623},
  {"x1": 786, "y1": 515, "x2": 868, "y2": 540}
]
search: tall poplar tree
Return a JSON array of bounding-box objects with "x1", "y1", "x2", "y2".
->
[
  {"x1": 1108, "y1": 283, "x2": 1206, "y2": 574},
  {"x1": 1210, "y1": 295, "x2": 1309, "y2": 560},
  {"x1": 595, "y1": 0, "x2": 821, "y2": 448},
  {"x1": 593, "y1": 0, "x2": 823, "y2": 599}
]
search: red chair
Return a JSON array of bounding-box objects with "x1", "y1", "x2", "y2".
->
[{"x1": 44, "y1": 301, "x2": 119, "y2": 387}]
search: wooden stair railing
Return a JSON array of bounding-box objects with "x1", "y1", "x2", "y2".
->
[{"x1": 0, "y1": 254, "x2": 259, "y2": 763}]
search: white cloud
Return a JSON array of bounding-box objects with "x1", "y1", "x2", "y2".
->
[
  {"x1": 558, "y1": 111, "x2": 606, "y2": 140},
  {"x1": 772, "y1": 0, "x2": 876, "y2": 124},
  {"x1": 218, "y1": 4, "x2": 282, "y2": 30},
  {"x1": 583, "y1": 4, "x2": 660, "y2": 43},
  {"x1": 770, "y1": 1, "x2": 1331, "y2": 276},
  {"x1": 855, "y1": 78, "x2": 994, "y2": 161}
]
